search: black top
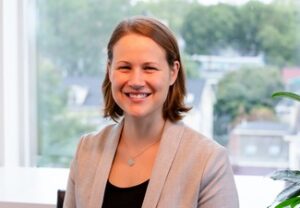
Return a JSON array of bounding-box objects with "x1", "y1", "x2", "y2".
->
[{"x1": 102, "y1": 180, "x2": 149, "y2": 208}]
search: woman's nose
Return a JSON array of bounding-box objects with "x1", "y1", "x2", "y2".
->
[{"x1": 128, "y1": 69, "x2": 144, "y2": 87}]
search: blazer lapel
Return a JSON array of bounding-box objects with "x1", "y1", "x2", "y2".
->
[
  {"x1": 88, "y1": 120, "x2": 123, "y2": 208},
  {"x1": 142, "y1": 120, "x2": 185, "y2": 208}
]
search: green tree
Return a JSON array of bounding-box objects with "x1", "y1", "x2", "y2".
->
[
  {"x1": 181, "y1": 4, "x2": 237, "y2": 55},
  {"x1": 214, "y1": 66, "x2": 283, "y2": 142},
  {"x1": 231, "y1": 1, "x2": 267, "y2": 56},
  {"x1": 37, "y1": 0, "x2": 132, "y2": 76},
  {"x1": 181, "y1": 1, "x2": 300, "y2": 67},
  {"x1": 132, "y1": 0, "x2": 196, "y2": 33},
  {"x1": 257, "y1": 1, "x2": 300, "y2": 66},
  {"x1": 234, "y1": 1, "x2": 300, "y2": 66},
  {"x1": 37, "y1": 58, "x2": 95, "y2": 167},
  {"x1": 182, "y1": 53, "x2": 199, "y2": 78}
]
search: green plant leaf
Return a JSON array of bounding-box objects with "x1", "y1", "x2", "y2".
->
[
  {"x1": 272, "y1": 91, "x2": 300, "y2": 102},
  {"x1": 275, "y1": 195, "x2": 300, "y2": 208},
  {"x1": 270, "y1": 170, "x2": 300, "y2": 183},
  {"x1": 268, "y1": 183, "x2": 300, "y2": 208}
]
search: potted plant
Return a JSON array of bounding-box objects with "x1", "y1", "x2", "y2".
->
[{"x1": 267, "y1": 92, "x2": 300, "y2": 208}]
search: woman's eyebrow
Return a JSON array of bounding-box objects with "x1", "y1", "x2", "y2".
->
[
  {"x1": 116, "y1": 61, "x2": 131, "y2": 65},
  {"x1": 143, "y1": 62, "x2": 159, "y2": 66}
]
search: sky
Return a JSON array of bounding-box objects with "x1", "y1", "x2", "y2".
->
[
  {"x1": 131, "y1": 0, "x2": 273, "y2": 6},
  {"x1": 197, "y1": 0, "x2": 273, "y2": 5},
  {"x1": 131, "y1": 0, "x2": 274, "y2": 6}
]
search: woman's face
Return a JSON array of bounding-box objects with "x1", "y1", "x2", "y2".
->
[{"x1": 108, "y1": 33, "x2": 179, "y2": 120}]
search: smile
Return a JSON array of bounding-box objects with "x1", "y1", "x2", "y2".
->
[{"x1": 125, "y1": 93, "x2": 151, "y2": 99}]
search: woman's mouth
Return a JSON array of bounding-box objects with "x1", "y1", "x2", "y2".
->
[{"x1": 125, "y1": 92, "x2": 151, "y2": 99}]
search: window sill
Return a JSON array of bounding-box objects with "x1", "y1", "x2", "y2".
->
[
  {"x1": 0, "y1": 167, "x2": 284, "y2": 208},
  {"x1": 0, "y1": 167, "x2": 68, "y2": 208},
  {"x1": 235, "y1": 174, "x2": 285, "y2": 207}
]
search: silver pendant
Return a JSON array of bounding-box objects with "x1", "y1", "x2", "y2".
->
[{"x1": 127, "y1": 158, "x2": 135, "y2": 166}]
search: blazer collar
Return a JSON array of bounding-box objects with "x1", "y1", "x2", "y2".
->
[
  {"x1": 88, "y1": 120, "x2": 123, "y2": 208},
  {"x1": 88, "y1": 119, "x2": 185, "y2": 208},
  {"x1": 142, "y1": 119, "x2": 185, "y2": 208}
]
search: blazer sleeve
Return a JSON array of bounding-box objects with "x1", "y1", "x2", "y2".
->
[
  {"x1": 63, "y1": 136, "x2": 85, "y2": 208},
  {"x1": 63, "y1": 159, "x2": 76, "y2": 208},
  {"x1": 198, "y1": 146, "x2": 239, "y2": 208}
]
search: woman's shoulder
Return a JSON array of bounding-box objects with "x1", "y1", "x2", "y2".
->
[
  {"x1": 84, "y1": 122, "x2": 117, "y2": 139},
  {"x1": 76, "y1": 122, "x2": 121, "y2": 151},
  {"x1": 177, "y1": 121, "x2": 225, "y2": 153}
]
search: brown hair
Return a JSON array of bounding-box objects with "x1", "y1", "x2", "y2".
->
[{"x1": 102, "y1": 16, "x2": 191, "y2": 122}]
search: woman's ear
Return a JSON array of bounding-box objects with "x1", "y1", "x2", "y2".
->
[{"x1": 169, "y1": 60, "x2": 180, "y2": 86}]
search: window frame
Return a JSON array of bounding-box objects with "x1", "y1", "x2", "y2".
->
[
  {"x1": 0, "y1": 0, "x2": 4, "y2": 166},
  {"x1": 0, "y1": 0, "x2": 37, "y2": 167}
]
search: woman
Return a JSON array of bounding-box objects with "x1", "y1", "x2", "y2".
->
[{"x1": 63, "y1": 16, "x2": 239, "y2": 208}]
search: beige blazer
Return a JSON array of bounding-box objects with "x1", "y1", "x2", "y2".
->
[{"x1": 63, "y1": 119, "x2": 239, "y2": 208}]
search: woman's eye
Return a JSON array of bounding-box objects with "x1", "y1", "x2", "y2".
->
[
  {"x1": 118, "y1": 66, "x2": 130, "y2": 70},
  {"x1": 144, "y1": 66, "x2": 157, "y2": 71}
]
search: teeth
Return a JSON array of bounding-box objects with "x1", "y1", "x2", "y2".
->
[{"x1": 128, "y1": 93, "x2": 148, "y2": 98}]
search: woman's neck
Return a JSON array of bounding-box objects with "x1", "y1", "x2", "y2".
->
[{"x1": 122, "y1": 116, "x2": 166, "y2": 146}]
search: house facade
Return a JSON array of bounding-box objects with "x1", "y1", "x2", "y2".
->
[
  {"x1": 183, "y1": 79, "x2": 215, "y2": 138},
  {"x1": 228, "y1": 121, "x2": 290, "y2": 175}
]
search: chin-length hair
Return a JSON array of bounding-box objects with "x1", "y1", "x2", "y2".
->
[{"x1": 102, "y1": 16, "x2": 191, "y2": 122}]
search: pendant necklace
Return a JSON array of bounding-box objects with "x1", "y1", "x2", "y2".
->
[{"x1": 125, "y1": 138, "x2": 161, "y2": 167}]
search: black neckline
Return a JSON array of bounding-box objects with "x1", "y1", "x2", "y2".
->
[{"x1": 107, "y1": 180, "x2": 150, "y2": 190}]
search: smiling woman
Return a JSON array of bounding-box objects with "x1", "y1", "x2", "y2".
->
[{"x1": 63, "y1": 16, "x2": 239, "y2": 208}]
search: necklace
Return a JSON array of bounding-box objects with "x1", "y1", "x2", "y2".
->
[{"x1": 125, "y1": 138, "x2": 161, "y2": 167}]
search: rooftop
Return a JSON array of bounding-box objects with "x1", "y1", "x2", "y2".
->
[{"x1": 232, "y1": 120, "x2": 291, "y2": 136}]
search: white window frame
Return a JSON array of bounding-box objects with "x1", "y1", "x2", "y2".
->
[
  {"x1": 0, "y1": 0, "x2": 3, "y2": 166},
  {"x1": 0, "y1": 0, "x2": 37, "y2": 167}
]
